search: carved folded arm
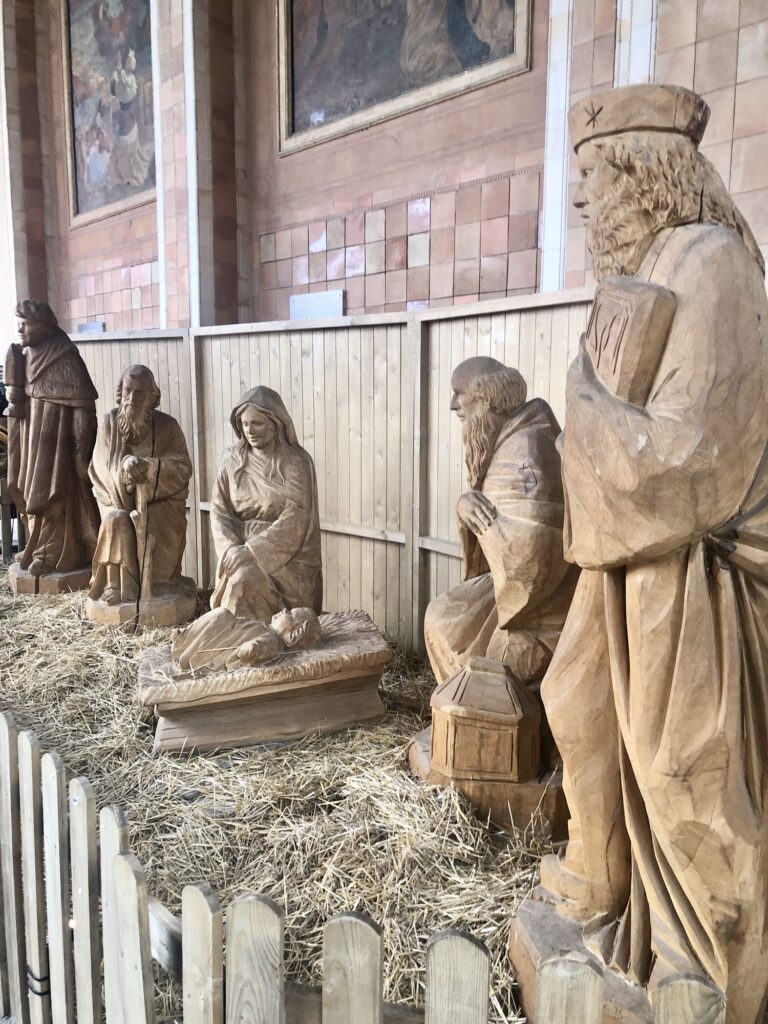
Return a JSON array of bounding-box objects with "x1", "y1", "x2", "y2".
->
[{"x1": 242, "y1": 500, "x2": 307, "y2": 575}]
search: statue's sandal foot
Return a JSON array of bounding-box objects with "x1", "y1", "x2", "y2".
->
[
  {"x1": 101, "y1": 587, "x2": 122, "y2": 606},
  {"x1": 28, "y1": 558, "x2": 54, "y2": 577}
]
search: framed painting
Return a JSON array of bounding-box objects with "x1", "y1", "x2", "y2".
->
[
  {"x1": 63, "y1": 0, "x2": 156, "y2": 222},
  {"x1": 277, "y1": 0, "x2": 531, "y2": 154}
]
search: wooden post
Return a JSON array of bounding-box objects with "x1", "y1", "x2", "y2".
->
[
  {"x1": 536, "y1": 952, "x2": 604, "y2": 1024},
  {"x1": 182, "y1": 882, "x2": 223, "y2": 1024},
  {"x1": 18, "y1": 731, "x2": 51, "y2": 1024},
  {"x1": 424, "y1": 930, "x2": 489, "y2": 1024},
  {"x1": 69, "y1": 779, "x2": 100, "y2": 1024},
  {"x1": 41, "y1": 753, "x2": 74, "y2": 1024},
  {"x1": 110, "y1": 853, "x2": 155, "y2": 1024},
  {"x1": 409, "y1": 315, "x2": 430, "y2": 654},
  {"x1": 0, "y1": 476, "x2": 12, "y2": 562},
  {"x1": 99, "y1": 806, "x2": 128, "y2": 1024},
  {"x1": 226, "y1": 895, "x2": 285, "y2": 1024},
  {"x1": 653, "y1": 974, "x2": 726, "y2": 1024},
  {"x1": 0, "y1": 711, "x2": 27, "y2": 1024},
  {"x1": 322, "y1": 912, "x2": 383, "y2": 1024},
  {"x1": 189, "y1": 329, "x2": 207, "y2": 587}
]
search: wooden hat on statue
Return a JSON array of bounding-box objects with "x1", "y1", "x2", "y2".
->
[
  {"x1": 568, "y1": 83, "x2": 710, "y2": 152},
  {"x1": 430, "y1": 656, "x2": 541, "y2": 786}
]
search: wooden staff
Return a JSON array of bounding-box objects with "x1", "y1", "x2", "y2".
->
[{"x1": 130, "y1": 479, "x2": 155, "y2": 602}]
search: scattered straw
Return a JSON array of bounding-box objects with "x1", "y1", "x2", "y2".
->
[{"x1": 0, "y1": 575, "x2": 552, "y2": 1022}]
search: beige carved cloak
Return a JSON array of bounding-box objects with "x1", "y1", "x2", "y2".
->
[
  {"x1": 541, "y1": 224, "x2": 768, "y2": 1023},
  {"x1": 88, "y1": 408, "x2": 192, "y2": 584},
  {"x1": 425, "y1": 399, "x2": 578, "y2": 684},
  {"x1": 7, "y1": 335, "x2": 100, "y2": 572},
  {"x1": 210, "y1": 444, "x2": 322, "y2": 619}
]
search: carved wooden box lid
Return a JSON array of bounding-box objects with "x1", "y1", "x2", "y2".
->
[{"x1": 429, "y1": 656, "x2": 541, "y2": 784}]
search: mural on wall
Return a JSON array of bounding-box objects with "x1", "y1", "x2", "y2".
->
[
  {"x1": 289, "y1": 0, "x2": 520, "y2": 136},
  {"x1": 66, "y1": 0, "x2": 155, "y2": 216}
]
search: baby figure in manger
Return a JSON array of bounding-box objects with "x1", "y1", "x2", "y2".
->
[{"x1": 139, "y1": 385, "x2": 392, "y2": 754}]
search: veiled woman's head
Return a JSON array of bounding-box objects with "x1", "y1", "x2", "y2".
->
[{"x1": 231, "y1": 386, "x2": 298, "y2": 483}]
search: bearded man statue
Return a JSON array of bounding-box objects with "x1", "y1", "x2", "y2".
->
[
  {"x1": 87, "y1": 364, "x2": 193, "y2": 620},
  {"x1": 511, "y1": 84, "x2": 768, "y2": 1023},
  {"x1": 424, "y1": 356, "x2": 578, "y2": 688},
  {"x1": 5, "y1": 300, "x2": 100, "y2": 592}
]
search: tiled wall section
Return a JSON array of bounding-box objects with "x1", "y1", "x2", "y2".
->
[
  {"x1": 563, "y1": 0, "x2": 618, "y2": 288},
  {"x1": 256, "y1": 171, "x2": 542, "y2": 320},
  {"x1": 655, "y1": 0, "x2": 768, "y2": 268}
]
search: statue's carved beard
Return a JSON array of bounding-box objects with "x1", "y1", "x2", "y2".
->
[
  {"x1": 586, "y1": 180, "x2": 656, "y2": 281},
  {"x1": 463, "y1": 408, "x2": 505, "y2": 489},
  {"x1": 117, "y1": 404, "x2": 152, "y2": 446}
]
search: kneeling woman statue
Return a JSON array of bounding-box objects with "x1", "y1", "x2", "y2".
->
[{"x1": 210, "y1": 386, "x2": 323, "y2": 620}]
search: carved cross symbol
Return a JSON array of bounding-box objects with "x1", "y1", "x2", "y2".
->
[{"x1": 585, "y1": 103, "x2": 603, "y2": 128}]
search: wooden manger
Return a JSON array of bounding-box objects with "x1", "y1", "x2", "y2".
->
[{"x1": 138, "y1": 610, "x2": 394, "y2": 753}]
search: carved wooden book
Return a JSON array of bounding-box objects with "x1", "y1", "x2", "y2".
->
[{"x1": 585, "y1": 275, "x2": 677, "y2": 406}]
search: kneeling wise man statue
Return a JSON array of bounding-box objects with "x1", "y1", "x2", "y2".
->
[
  {"x1": 511, "y1": 83, "x2": 768, "y2": 1024},
  {"x1": 86, "y1": 364, "x2": 196, "y2": 627}
]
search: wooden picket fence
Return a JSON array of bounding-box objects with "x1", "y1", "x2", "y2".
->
[{"x1": 0, "y1": 709, "x2": 494, "y2": 1024}]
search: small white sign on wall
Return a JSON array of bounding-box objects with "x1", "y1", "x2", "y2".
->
[{"x1": 289, "y1": 289, "x2": 345, "y2": 320}]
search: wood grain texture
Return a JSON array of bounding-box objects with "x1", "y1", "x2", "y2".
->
[
  {"x1": 0, "y1": 713, "x2": 27, "y2": 1024},
  {"x1": 99, "y1": 807, "x2": 128, "y2": 1024},
  {"x1": 536, "y1": 953, "x2": 603, "y2": 1024},
  {"x1": 424, "y1": 930, "x2": 489, "y2": 1024},
  {"x1": 148, "y1": 898, "x2": 182, "y2": 979},
  {"x1": 40, "y1": 754, "x2": 74, "y2": 1024},
  {"x1": 226, "y1": 895, "x2": 284, "y2": 1024},
  {"x1": 653, "y1": 975, "x2": 726, "y2": 1024},
  {"x1": 69, "y1": 779, "x2": 100, "y2": 1024},
  {"x1": 322, "y1": 913, "x2": 383, "y2": 1024},
  {"x1": 18, "y1": 731, "x2": 51, "y2": 1024},
  {"x1": 110, "y1": 854, "x2": 155, "y2": 1024},
  {"x1": 182, "y1": 883, "x2": 223, "y2": 1024}
]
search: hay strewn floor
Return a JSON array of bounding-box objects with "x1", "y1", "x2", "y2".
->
[{"x1": 0, "y1": 576, "x2": 552, "y2": 1022}]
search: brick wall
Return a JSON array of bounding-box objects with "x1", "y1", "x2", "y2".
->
[{"x1": 257, "y1": 171, "x2": 542, "y2": 319}]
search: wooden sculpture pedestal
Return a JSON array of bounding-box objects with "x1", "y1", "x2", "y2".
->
[
  {"x1": 85, "y1": 577, "x2": 197, "y2": 628},
  {"x1": 138, "y1": 610, "x2": 393, "y2": 754},
  {"x1": 8, "y1": 562, "x2": 91, "y2": 595},
  {"x1": 408, "y1": 726, "x2": 568, "y2": 839},
  {"x1": 508, "y1": 898, "x2": 653, "y2": 1024}
]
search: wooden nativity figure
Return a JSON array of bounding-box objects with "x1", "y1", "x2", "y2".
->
[
  {"x1": 410, "y1": 357, "x2": 579, "y2": 835},
  {"x1": 5, "y1": 301, "x2": 100, "y2": 595},
  {"x1": 509, "y1": 84, "x2": 768, "y2": 1024},
  {"x1": 85, "y1": 364, "x2": 196, "y2": 627},
  {"x1": 137, "y1": 386, "x2": 392, "y2": 754}
]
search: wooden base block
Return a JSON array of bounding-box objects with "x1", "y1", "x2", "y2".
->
[
  {"x1": 152, "y1": 675, "x2": 386, "y2": 754},
  {"x1": 508, "y1": 898, "x2": 653, "y2": 1024},
  {"x1": 408, "y1": 726, "x2": 568, "y2": 838},
  {"x1": 85, "y1": 578, "x2": 197, "y2": 628},
  {"x1": 8, "y1": 562, "x2": 91, "y2": 595}
]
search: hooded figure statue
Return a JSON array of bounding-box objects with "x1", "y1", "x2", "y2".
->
[{"x1": 209, "y1": 386, "x2": 323, "y2": 620}]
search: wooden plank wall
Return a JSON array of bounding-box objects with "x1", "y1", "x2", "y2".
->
[
  {"x1": 194, "y1": 320, "x2": 413, "y2": 641},
  {"x1": 68, "y1": 293, "x2": 593, "y2": 645},
  {"x1": 420, "y1": 301, "x2": 590, "y2": 608},
  {"x1": 75, "y1": 332, "x2": 199, "y2": 581}
]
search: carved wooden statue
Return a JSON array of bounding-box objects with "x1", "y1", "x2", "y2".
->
[
  {"x1": 209, "y1": 385, "x2": 323, "y2": 620},
  {"x1": 5, "y1": 301, "x2": 100, "y2": 594},
  {"x1": 510, "y1": 84, "x2": 768, "y2": 1024},
  {"x1": 411, "y1": 358, "x2": 578, "y2": 834},
  {"x1": 139, "y1": 386, "x2": 392, "y2": 754},
  {"x1": 424, "y1": 357, "x2": 578, "y2": 687},
  {"x1": 85, "y1": 364, "x2": 195, "y2": 627}
]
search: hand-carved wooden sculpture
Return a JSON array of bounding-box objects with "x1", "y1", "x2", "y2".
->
[
  {"x1": 85, "y1": 364, "x2": 195, "y2": 627},
  {"x1": 411, "y1": 359, "x2": 578, "y2": 834},
  {"x1": 210, "y1": 386, "x2": 323, "y2": 620},
  {"x1": 5, "y1": 301, "x2": 100, "y2": 594},
  {"x1": 139, "y1": 385, "x2": 392, "y2": 754},
  {"x1": 424, "y1": 357, "x2": 578, "y2": 686},
  {"x1": 509, "y1": 84, "x2": 768, "y2": 1024}
]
